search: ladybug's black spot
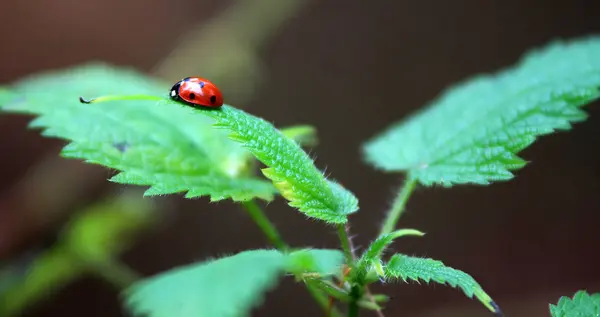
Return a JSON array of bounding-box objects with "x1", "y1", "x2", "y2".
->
[
  {"x1": 188, "y1": 93, "x2": 196, "y2": 100},
  {"x1": 210, "y1": 95, "x2": 217, "y2": 104},
  {"x1": 199, "y1": 81, "x2": 205, "y2": 88}
]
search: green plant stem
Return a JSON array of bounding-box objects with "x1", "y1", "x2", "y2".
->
[
  {"x1": 337, "y1": 224, "x2": 354, "y2": 267},
  {"x1": 342, "y1": 225, "x2": 385, "y2": 317},
  {"x1": 305, "y1": 284, "x2": 343, "y2": 317},
  {"x1": 365, "y1": 289, "x2": 386, "y2": 317},
  {"x1": 380, "y1": 177, "x2": 418, "y2": 236},
  {"x1": 311, "y1": 288, "x2": 342, "y2": 317},
  {"x1": 336, "y1": 224, "x2": 362, "y2": 317},
  {"x1": 241, "y1": 200, "x2": 288, "y2": 251},
  {"x1": 241, "y1": 201, "x2": 341, "y2": 317},
  {"x1": 348, "y1": 285, "x2": 361, "y2": 317}
]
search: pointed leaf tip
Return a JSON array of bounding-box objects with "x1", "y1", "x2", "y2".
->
[
  {"x1": 385, "y1": 254, "x2": 500, "y2": 314},
  {"x1": 201, "y1": 105, "x2": 359, "y2": 224}
]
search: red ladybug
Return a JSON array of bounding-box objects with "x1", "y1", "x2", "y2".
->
[{"x1": 169, "y1": 77, "x2": 224, "y2": 108}]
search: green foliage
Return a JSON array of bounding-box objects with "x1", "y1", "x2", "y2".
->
[
  {"x1": 363, "y1": 35, "x2": 600, "y2": 186},
  {"x1": 0, "y1": 248, "x2": 85, "y2": 317},
  {"x1": 0, "y1": 192, "x2": 154, "y2": 316},
  {"x1": 125, "y1": 248, "x2": 344, "y2": 317},
  {"x1": 306, "y1": 279, "x2": 351, "y2": 302},
  {"x1": 550, "y1": 290, "x2": 600, "y2": 317},
  {"x1": 4, "y1": 35, "x2": 598, "y2": 317},
  {"x1": 126, "y1": 250, "x2": 285, "y2": 317},
  {"x1": 197, "y1": 105, "x2": 359, "y2": 224},
  {"x1": 287, "y1": 249, "x2": 345, "y2": 276},
  {"x1": 384, "y1": 254, "x2": 500, "y2": 315},
  {"x1": 0, "y1": 63, "x2": 276, "y2": 202},
  {"x1": 59, "y1": 191, "x2": 156, "y2": 260},
  {"x1": 353, "y1": 229, "x2": 424, "y2": 283}
]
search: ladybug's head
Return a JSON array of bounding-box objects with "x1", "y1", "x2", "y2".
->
[
  {"x1": 169, "y1": 77, "x2": 223, "y2": 108},
  {"x1": 169, "y1": 81, "x2": 182, "y2": 100}
]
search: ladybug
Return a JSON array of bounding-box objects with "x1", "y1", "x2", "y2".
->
[{"x1": 169, "y1": 77, "x2": 224, "y2": 108}]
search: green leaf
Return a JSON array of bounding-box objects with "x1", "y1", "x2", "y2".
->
[
  {"x1": 305, "y1": 279, "x2": 351, "y2": 302},
  {"x1": 354, "y1": 229, "x2": 424, "y2": 283},
  {"x1": 0, "y1": 63, "x2": 275, "y2": 202},
  {"x1": 304, "y1": 280, "x2": 388, "y2": 310},
  {"x1": 198, "y1": 105, "x2": 359, "y2": 224},
  {"x1": 384, "y1": 254, "x2": 501, "y2": 315},
  {"x1": 62, "y1": 141, "x2": 275, "y2": 202},
  {"x1": 363, "y1": 35, "x2": 600, "y2": 186},
  {"x1": 125, "y1": 248, "x2": 344, "y2": 317},
  {"x1": 287, "y1": 248, "x2": 345, "y2": 276},
  {"x1": 550, "y1": 290, "x2": 600, "y2": 317},
  {"x1": 125, "y1": 250, "x2": 284, "y2": 317},
  {"x1": 0, "y1": 89, "x2": 18, "y2": 109}
]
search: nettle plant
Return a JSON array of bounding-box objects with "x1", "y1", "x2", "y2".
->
[{"x1": 1, "y1": 35, "x2": 599, "y2": 317}]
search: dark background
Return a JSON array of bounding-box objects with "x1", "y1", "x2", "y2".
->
[{"x1": 0, "y1": 0, "x2": 599, "y2": 316}]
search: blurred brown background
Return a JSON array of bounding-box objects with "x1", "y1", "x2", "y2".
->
[{"x1": 1, "y1": 0, "x2": 599, "y2": 316}]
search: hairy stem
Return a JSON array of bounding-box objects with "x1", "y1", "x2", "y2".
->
[
  {"x1": 380, "y1": 177, "x2": 418, "y2": 236},
  {"x1": 343, "y1": 224, "x2": 357, "y2": 262},
  {"x1": 342, "y1": 225, "x2": 385, "y2": 316},
  {"x1": 337, "y1": 224, "x2": 354, "y2": 267},
  {"x1": 348, "y1": 285, "x2": 361, "y2": 317},
  {"x1": 337, "y1": 224, "x2": 372, "y2": 317},
  {"x1": 307, "y1": 285, "x2": 342, "y2": 317},
  {"x1": 241, "y1": 201, "x2": 341, "y2": 316},
  {"x1": 312, "y1": 288, "x2": 343, "y2": 317},
  {"x1": 241, "y1": 200, "x2": 288, "y2": 251}
]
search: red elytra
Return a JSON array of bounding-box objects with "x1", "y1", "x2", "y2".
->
[{"x1": 169, "y1": 77, "x2": 224, "y2": 108}]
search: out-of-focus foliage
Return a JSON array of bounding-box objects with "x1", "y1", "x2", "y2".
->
[{"x1": 0, "y1": 192, "x2": 156, "y2": 316}]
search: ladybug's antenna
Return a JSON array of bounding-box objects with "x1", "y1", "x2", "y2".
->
[{"x1": 78, "y1": 94, "x2": 165, "y2": 104}]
